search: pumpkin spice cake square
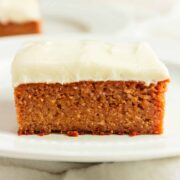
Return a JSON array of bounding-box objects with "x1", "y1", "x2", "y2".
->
[
  {"x1": 11, "y1": 40, "x2": 170, "y2": 136},
  {"x1": 0, "y1": 0, "x2": 41, "y2": 36}
]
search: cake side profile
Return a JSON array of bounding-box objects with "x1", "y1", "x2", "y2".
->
[
  {"x1": 0, "y1": 0, "x2": 41, "y2": 36},
  {"x1": 12, "y1": 41, "x2": 170, "y2": 136},
  {"x1": 15, "y1": 81, "x2": 168, "y2": 135}
]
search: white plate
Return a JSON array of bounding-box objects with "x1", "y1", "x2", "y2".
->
[{"x1": 0, "y1": 35, "x2": 179, "y2": 162}]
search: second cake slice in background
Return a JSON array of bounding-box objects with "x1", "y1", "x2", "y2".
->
[{"x1": 0, "y1": 0, "x2": 41, "y2": 36}]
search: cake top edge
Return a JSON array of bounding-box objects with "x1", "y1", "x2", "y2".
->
[
  {"x1": 12, "y1": 40, "x2": 170, "y2": 86},
  {"x1": 0, "y1": 0, "x2": 40, "y2": 23}
]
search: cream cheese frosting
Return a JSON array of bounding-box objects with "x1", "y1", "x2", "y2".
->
[
  {"x1": 0, "y1": 0, "x2": 40, "y2": 23},
  {"x1": 12, "y1": 40, "x2": 170, "y2": 87}
]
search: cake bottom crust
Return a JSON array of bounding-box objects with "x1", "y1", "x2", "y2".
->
[
  {"x1": 14, "y1": 80, "x2": 169, "y2": 136},
  {"x1": 0, "y1": 21, "x2": 41, "y2": 36}
]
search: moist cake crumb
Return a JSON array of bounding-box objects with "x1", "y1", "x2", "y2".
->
[{"x1": 15, "y1": 81, "x2": 169, "y2": 135}]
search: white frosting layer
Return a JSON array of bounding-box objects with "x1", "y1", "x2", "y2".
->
[
  {"x1": 0, "y1": 0, "x2": 40, "y2": 23},
  {"x1": 12, "y1": 40, "x2": 170, "y2": 86}
]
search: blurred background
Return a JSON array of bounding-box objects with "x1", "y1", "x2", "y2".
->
[{"x1": 41, "y1": 0, "x2": 180, "y2": 41}]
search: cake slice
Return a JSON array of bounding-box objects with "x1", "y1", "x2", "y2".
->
[
  {"x1": 12, "y1": 40, "x2": 170, "y2": 136},
  {"x1": 0, "y1": 0, "x2": 41, "y2": 36}
]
